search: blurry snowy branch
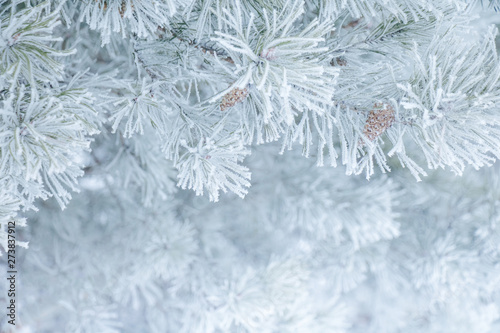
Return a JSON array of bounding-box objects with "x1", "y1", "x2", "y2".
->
[{"x1": 2, "y1": 0, "x2": 500, "y2": 331}]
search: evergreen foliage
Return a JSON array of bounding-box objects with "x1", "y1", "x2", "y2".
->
[{"x1": 1, "y1": 0, "x2": 500, "y2": 332}]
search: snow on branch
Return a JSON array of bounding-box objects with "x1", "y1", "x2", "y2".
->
[
  {"x1": 0, "y1": 72, "x2": 100, "y2": 209},
  {"x1": 0, "y1": 1, "x2": 74, "y2": 86},
  {"x1": 315, "y1": 0, "x2": 466, "y2": 21},
  {"x1": 175, "y1": 134, "x2": 251, "y2": 201},
  {"x1": 397, "y1": 28, "x2": 500, "y2": 174}
]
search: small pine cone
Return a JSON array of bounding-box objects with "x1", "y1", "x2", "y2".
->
[
  {"x1": 220, "y1": 88, "x2": 248, "y2": 111},
  {"x1": 331, "y1": 56, "x2": 347, "y2": 67},
  {"x1": 362, "y1": 103, "x2": 395, "y2": 142}
]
